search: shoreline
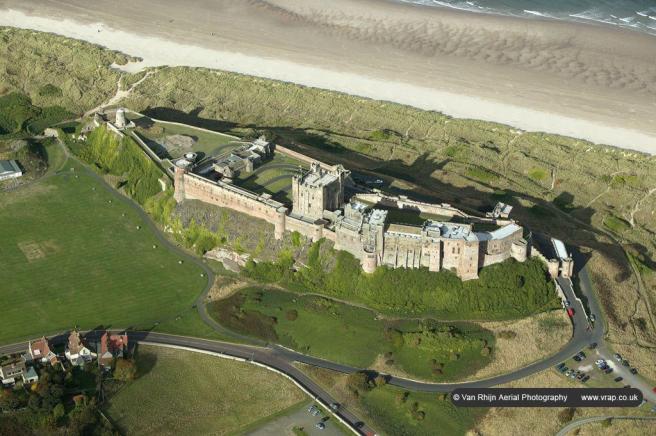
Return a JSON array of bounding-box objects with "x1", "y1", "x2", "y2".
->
[{"x1": 1, "y1": 0, "x2": 655, "y2": 155}]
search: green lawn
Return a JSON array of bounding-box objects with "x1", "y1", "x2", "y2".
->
[
  {"x1": 105, "y1": 345, "x2": 307, "y2": 435},
  {"x1": 0, "y1": 159, "x2": 207, "y2": 344},
  {"x1": 361, "y1": 385, "x2": 485, "y2": 436},
  {"x1": 134, "y1": 116, "x2": 239, "y2": 159},
  {"x1": 209, "y1": 287, "x2": 493, "y2": 381},
  {"x1": 236, "y1": 152, "x2": 305, "y2": 203}
]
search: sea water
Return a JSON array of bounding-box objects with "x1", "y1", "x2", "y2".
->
[{"x1": 398, "y1": 0, "x2": 656, "y2": 36}]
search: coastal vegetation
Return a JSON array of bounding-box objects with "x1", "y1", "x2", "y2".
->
[
  {"x1": 0, "y1": 92, "x2": 73, "y2": 136},
  {"x1": 0, "y1": 27, "x2": 132, "y2": 113},
  {"x1": 298, "y1": 363, "x2": 485, "y2": 436},
  {"x1": 209, "y1": 287, "x2": 494, "y2": 381},
  {"x1": 2, "y1": 26, "x2": 656, "y2": 378},
  {"x1": 105, "y1": 345, "x2": 306, "y2": 435},
  {"x1": 243, "y1": 240, "x2": 559, "y2": 320},
  {"x1": 75, "y1": 125, "x2": 162, "y2": 205}
]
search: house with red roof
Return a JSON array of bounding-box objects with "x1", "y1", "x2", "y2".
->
[
  {"x1": 65, "y1": 331, "x2": 94, "y2": 366},
  {"x1": 99, "y1": 332, "x2": 129, "y2": 368},
  {"x1": 28, "y1": 336, "x2": 58, "y2": 365}
]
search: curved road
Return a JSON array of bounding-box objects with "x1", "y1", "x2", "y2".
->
[
  {"x1": 4, "y1": 141, "x2": 652, "y2": 434},
  {"x1": 555, "y1": 415, "x2": 656, "y2": 436}
]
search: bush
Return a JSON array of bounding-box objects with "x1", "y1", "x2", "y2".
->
[
  {"x1": 244, "y1": 243, "x2": 559, "y2": 320},
  {"x1": 77, "y1": 125, "x2": 162, "y2": 205},
  {"x1": 286, "y1": 309, "x2": 298, "y2": 321},
  {"x1": 114, "y1": 359, "x2": 137, "y2": 381},
  {"x1": 38, "y1": 84, "x2": 63, "y2": 98},
  {"x1": 498, "y1": 330, "x2": 517, "y2": 339}
]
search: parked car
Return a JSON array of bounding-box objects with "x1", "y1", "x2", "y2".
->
[
  {"x1": 604, "y1": 367, "x2": 613, "y2": 374},
  {"x1": 590, "y1": 314, "x2": 596, "y2": 322},
  {"x1": 308, "y1": 405, "x2": 316, "y2": 413},
  {"x1": 614, "y1": 353, "x2": 622, "y2": 361},
  {"x1": 312, "y1": 409, "x2": 321, "y2": 416},
  {"x1": 631, "y1": 368, "x2": 638, "y2": 375},
  {"x1": 622, "y1": 360, "x2": 630, "y2": 367},
  {"x1": 578, "y1": 351, "x2": 586, "y2": 359},
  {"x1": 581, "y1": 375, "x2": 590, "y2": 382},
  {"x1": 573, "y1": 355, "x2": 582, "y2": 362},
  {"x1": 614, "y1": 377, "x2": 623, "y2": 382},
  {"x1": 315, "y1": 422, "x2": 326, "y2": 430},
  {"x1": 577, "y1": 373, "x2": 585, "y2": 380},
  {"x1": 567, "y1": 307, "x2": 575, "y2": 317},
  {"x1": 589, "y1": 342, "x2": 598, "y2": 349},
  {"x1": 330, "y1": 403, "x2": 340, "y2": 411}
]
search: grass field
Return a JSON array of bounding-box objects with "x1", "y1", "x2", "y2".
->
[
  {"x1": 236, "y1": 152, "x2": 306, "y2": 203},
  {"x1": 0, "y1": 158, "x2": 207, "y2": 344},
  {"x1": 105, "y1": 345, "x2": 307, "y2": 435},
  {"x1": 134, "y1": 115, "x2": 240, "y2": 159},
  {"x1": 209, "y1": 287, "x2": 493, "y2": 381},
  {"x1": 298, "y1": 363, "x2": 485, "y2": 436}
]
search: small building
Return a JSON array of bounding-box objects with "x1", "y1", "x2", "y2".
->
[
  {"x1": 0, "y1": 160, "x2": 22, "y2": 181},
  {"x1": 28, "y1": 336, "x2": 58, "y2": 365},
  {"x1": 23, "y1": 366, "x2": 39, "y2": 384},
  {"x1": 487, "y1": 202, "x2": 513, "y2": 219},
  {"x1": 65, "y1": 331, "x2": 94, "y2": 366},
  {"x1": 212, "y1": 137, "x2": 272, "y2": 179},
  {"x1": 98, "y1": 332, "x2": 129, "y2": 368},
  {"x1": 0, "y1": 361, "x2": 26, "y2": 386}
]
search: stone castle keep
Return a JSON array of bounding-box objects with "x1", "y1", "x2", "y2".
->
[{"x1": 173, "y1": 142, "x2": 529, "y2": 280}]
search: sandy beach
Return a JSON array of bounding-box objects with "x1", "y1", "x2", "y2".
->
[{"x1": 1, "y1": 0, "x2": 655, "y2": 153}]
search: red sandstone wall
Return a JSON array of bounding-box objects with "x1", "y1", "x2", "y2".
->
[{"x1": 183, "y1": 174, "x2": 282, "y2": 224}]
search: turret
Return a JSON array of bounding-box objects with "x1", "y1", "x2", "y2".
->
[{"x1": 174, "y1": 165, "x2": 186, "y2": 203}]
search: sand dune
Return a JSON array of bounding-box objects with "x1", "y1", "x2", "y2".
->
[{"x1": 1, "y1": 0, "x2": 655, "y2": 153}]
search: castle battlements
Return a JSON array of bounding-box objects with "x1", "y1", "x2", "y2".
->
[{"x1": 173, "y1": 142, "x2": 529, "y2": 280}]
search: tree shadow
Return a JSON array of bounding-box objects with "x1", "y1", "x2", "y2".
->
[{"x1": 132, "y1": 344, "x2": 158, "y2": 379}]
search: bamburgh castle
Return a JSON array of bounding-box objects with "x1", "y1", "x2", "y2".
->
[{"x1": 173, "y1": 141, "x2": 528, "y2": 280}]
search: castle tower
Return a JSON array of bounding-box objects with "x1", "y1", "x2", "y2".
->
[
  {"x1": 362, "y1": 249, "x2": 378, "y2": 274},
  {"x1": 173, "y1": 165, "x2": 186, "y2": 203},
  {"x1": 274, "y1": 208, "x2": 286, "y2": 240},
  {"x1": 115, "y1": 108, "x2": 127, "y2": 129}
]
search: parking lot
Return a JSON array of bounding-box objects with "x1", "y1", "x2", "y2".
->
[
  {"x1": 555, "y1": 344, "x2": 647, "y2": 395},
  {"x1": 247, "y1": 401, "x2": 346, "y2": 436}
]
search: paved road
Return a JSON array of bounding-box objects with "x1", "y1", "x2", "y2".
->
[
  {"x1": 0, "y1": 332, "x2": 373, "y2": 435},
  {"x1": 555, "y1": 415, "x2": 656, "y2": 436},
  {"x1": 6, "y1": 141, "x2": 654, "y2": 434}
]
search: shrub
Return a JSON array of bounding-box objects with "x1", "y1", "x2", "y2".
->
[
  {"x1": 114, "y1": 359, "x2": 137, "y2": 381},
  {"x1": 480, "y1": 346, "x2": 492, "y2": 356},
  {"x1": 498, "y1": 330, "x2": 517, "y2": 339},
  {"x1": 384, "y1": 328, "x2": 404, "y2": 347},
  {"x1": 286, "y1": 309, "x2": 298, "y2": 321},
  {"x1": 38, "y1": 84, "x2": 63, "y2": 98}
]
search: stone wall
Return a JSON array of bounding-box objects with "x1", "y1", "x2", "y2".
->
[
  {"x1": 178, "y1": 172, "x2": 288, "y2": 239},
  {"x1": 354, "y1": 193, "x2": 469, "y2": 218}
]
